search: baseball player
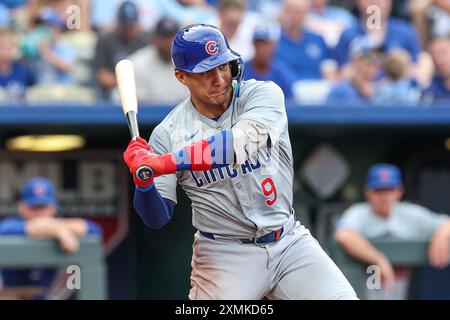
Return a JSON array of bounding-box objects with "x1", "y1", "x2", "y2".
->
[{"x1": 123, "y1": 24, "x2": 357, "y2": 300}]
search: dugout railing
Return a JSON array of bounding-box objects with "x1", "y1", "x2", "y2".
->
[
  {"x1": 330, "y1": 237, "x2": 430, "y2": 299},
  {"x1": 0, "y1": 236, "x2": 106, "y2": 299}
]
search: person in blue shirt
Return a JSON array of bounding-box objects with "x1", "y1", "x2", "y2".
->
[
  {"x1": 423, "y1": 37, "x2": 450, "y2": 105},
  {"x1": 333, "y1": 0, "x2": 421, "y2": 68},
  {"x1": 373, "y1": 49, "x2": 421, "y2": 106},
  {"x1": 275, "y1": 0, "x2": 330, "y2": 81},
  {"x1": 244, "y1": 21, "x2": 293, "y2": 100},
  {"x1": 327, "y1": 35, "x2": 383, "y2": 106},
  {"x1": 305, "y1": 0, "x2": 357, "y2": 48},
  {"x1": 0, "y1": 177, "x2": 102, "y2": 299},
  {"x1": 0, "y1": 28, "x2": 35, "y2": 103}
]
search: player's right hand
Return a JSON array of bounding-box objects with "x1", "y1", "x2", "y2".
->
[{"x1": 123, "y1": 137, "x2": 155, "y2": 188}]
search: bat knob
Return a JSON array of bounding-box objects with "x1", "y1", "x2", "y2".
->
[{"x1": 136, "y1": 166, "x2": 153, "y2": 182}]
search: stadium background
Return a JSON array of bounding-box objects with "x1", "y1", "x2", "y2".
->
[{"x1": 0, "y1": 0, "x2": 449, "y2": 299}]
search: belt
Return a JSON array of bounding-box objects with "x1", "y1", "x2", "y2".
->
[{"x1": 200, "y1": 227, "x2": 284, "y2": 245}]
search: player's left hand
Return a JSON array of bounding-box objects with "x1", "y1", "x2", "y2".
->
[
  {"x1": 123, "y1": 137, "x2": 177, "y2": 187},
  {"x1": 123, "y1": 137, "x2": 155, "y2": 187}
]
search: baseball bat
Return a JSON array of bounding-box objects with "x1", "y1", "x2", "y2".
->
[{"x1": 115, "y1": 59, "x2": 153, "y2": 182}]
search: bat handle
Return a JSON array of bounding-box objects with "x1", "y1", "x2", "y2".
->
[
  {"x1": 126, "y1": 110, "x2": 140, "y2": 140},
  {"x1": 136, "y1": 166, "x2": 154, "y2": 182}
]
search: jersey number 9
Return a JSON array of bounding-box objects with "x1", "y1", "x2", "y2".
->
[{"x1": 261, "y1": 178, "x2": 277, "y2": 206}]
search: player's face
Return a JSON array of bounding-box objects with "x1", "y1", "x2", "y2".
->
[
  {"x1": 175, "y1": 63, "x2": 233, "y2": 108},
  {"x1": 18, "y1": 202, "x2": 57, "y2": 220},
  {"x1": 365, "y1": 187, "x2": 403, "y2": 217}
]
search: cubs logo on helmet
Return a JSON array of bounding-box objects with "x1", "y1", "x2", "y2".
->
[{"x1": 205, "y1": 41, "x2": 219, "y2": 55}]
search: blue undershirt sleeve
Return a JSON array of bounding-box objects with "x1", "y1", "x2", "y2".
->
[{"x1": 133, "y1": 183, "x2": 175, "y2": 229}]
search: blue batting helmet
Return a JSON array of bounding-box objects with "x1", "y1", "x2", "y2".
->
[{"x1": 171, "y1": 24, "x2": 244, "y2": 93}]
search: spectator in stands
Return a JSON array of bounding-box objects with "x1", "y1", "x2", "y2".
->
[
  {"x1": 374, "y1": 49, "x2": 421, "y2": 106},
  {"x1": 247, "y1": 0, "x2": 283, "y2": 20},
  {"x1": 243, "y1": 21, "x2": 293, "y2": 100},
  {"x1": 91, "y1": 0, "x2": 169, "y2": 32},
  {"x1": 326, "y1": 35, "x2": 382, "y2": 106},
  {"x1": 275, "y1": 0, "x2": 330, "y2": 81},
  {"x1": 214, "y1": 0, "x2": 260, "y2": 62},
  {"x1": 28, "y1": 0, "x2": 90, "y2": 31},
  {"x1": 334, "y1": 0, "x2": 421, "y2": 73},
  {"x1": 423, "y1": 36, "x2": 450, "y2": 104},
  {"x1": 31, "y1": 8, "x2": 76, "y2": 84},
  {"x1": 163, "y1": 0, "x2": 217, "y2": 28},
  {"x1": 0, "y1": 28, "x2": 35, "y2": 103},
  {"x1": 305, "y1": 0, "x2": 357, "y2": 48},
  {"x1": 410, "y1": 0, "x2": 450, "y2": 47},
  {"x1": 0, "y1": 177, "x2": 102, "y2": 299},
  {"x1": 334, "y1": 164, "x2": 450, "y2": 298},
  {"x1": 128, "y1": 17, "x2": 188, "y2": 104},
  {"x1": 94, "y1": 1, "x2": 148, "y2": 99}
]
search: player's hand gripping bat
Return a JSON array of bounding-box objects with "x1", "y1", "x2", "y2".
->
[{"x1": 115, "y1": 59, "x2": 153, "y2": 183}]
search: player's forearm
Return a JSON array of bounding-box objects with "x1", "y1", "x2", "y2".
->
[
  {"x1": 152, "y1": 125, "x2": 267, "y2": 175},
  {"x1": 334, "y1": 229, "x2": 387, "y2": 265},
  {"x1": 60, "y1": 218, "x2": 88, "y2": 236},
  {"x1": 134, "y1": 184, "x2": 175, "y2": 229},
  {"x1": 25, "y1": 217, "x2": 65, "y2": 239}
]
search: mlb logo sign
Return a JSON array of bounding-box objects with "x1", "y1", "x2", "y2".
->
[{"x1": 205, "y1": 41, "x2": 219, "y2": 55}]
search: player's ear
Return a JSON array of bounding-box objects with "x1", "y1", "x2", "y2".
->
[{"x1": 175, "y1": 70, "x2": 187, "y2": 85}]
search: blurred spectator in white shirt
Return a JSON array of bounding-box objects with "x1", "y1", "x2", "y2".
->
[
  {"x1": 410, "y1": 0, "x2": 450, "y2": 47},
  {"x1": 94, "y1": 1, "x2": 149, "y2": 99},
  {"x1": 127, "y1": 17, "x2": 188, "y2": 105}
]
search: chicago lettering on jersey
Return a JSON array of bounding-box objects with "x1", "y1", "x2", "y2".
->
[{"x1": 190, "y1": 147, "x2": 272, "y2": 188}]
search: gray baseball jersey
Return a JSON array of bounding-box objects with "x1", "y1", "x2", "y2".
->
[
  {"x1": 147, "y1": 79, "x2": 356, "y2": 299},
  {"x1": 336, "y1": 202, "x2": 449, "y2": 239},
  {"x1": 149, "y1": 79, "x2": 294, "y2": 238}
]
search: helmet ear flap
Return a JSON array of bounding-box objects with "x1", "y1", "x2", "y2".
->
[{"x1": 229, "y1": 60, "x2": 240, "y2": 78}]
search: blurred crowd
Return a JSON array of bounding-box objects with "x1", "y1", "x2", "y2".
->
[{"x1": 0, "y1": 0, "x2": 449, "y2": 106}]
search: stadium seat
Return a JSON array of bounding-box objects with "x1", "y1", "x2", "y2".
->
[{"x1": 26, "y1": 84, "x2": 96, "y2": 104}]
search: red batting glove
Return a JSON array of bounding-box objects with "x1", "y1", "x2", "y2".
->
[
  {"x1": 123, "y1": 137, "x2": 154, "y2": 187},
  {"x1": 123, "y1": 137, "x2": 178, "y2": 188}
]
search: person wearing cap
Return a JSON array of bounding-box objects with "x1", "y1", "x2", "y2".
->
[
  {"x1": 128, "y1": 17, "x2": 188, "y2": 104},
  {"x1": 94, "y1": 0, "x2": 149, "y2": 99},
  {"x1": 243, "y1": 21, "x2": 294, "y2": 100},
  {"x1": 0, "y1": 177, "x2": 101, "y2": 299},
  {"x1": 326, "y1": 35, "x2": 383, "y2": 106},
  {"x1": 275, "y1": 0, "x2": 330, "y2": 82},
  {"x1": 334, "y1": 164, "x2": 450, "y2": 298}
]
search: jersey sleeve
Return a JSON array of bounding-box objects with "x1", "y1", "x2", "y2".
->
[
  {"x1": 236, "y1": 81, "x2": 288, "y2": 148},
  {"x1": 335, "y1": 205, "x2": 366, "y2": 233},
  {"x1": 407, "y1": 205, "x2": 449, "y2": 238},
  {"x1": 149, "y1": 125, "x2": 178, "y2": 204},
  {"x1": 0, "y1": 218, "x2": 26, "y2": 235}
]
